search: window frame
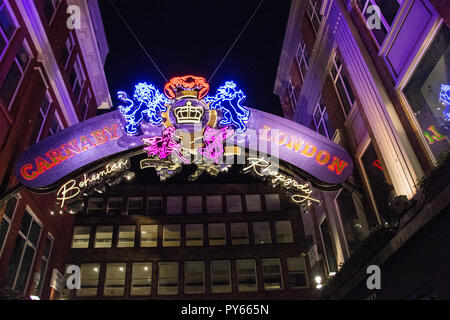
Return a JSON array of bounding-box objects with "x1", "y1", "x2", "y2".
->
[
  {"x1": 236, "y1": 259, "x2": 258, "y2": 292},
  {"x1": 210, "y1": 260, "x2": 232, "y2": 294},
  {"x1": 36, "y1": 234, "x2": 54, "y2": 297},
  {"x1": 0, "y1": 195, "x2": 19, "y2": 257},
  {"x1": 307, "y1": 0, "x2": 323, "y2": 34},
  {"x1": 184, "y1": 261, "x2": 206, "y2": 295},
  {"x1": 295, "y1": 39, "x2": 309, "y2": 81},
  {"x1": 261, "y1": 258, "x2": 284, "y2": 291},
  {"x1": 329, "y1": 53, "x2": 357, "y2": 118},
  {"x1": 0, "y1": 0, "x2": 19, "y2": 62}
]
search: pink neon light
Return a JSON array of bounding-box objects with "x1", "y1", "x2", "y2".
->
[
  {"x1": 373, "y1": 159, "x2": 383, "y2": 171},
  {"x1": 142, "y1": 127, "x2": 188, "y2": 163},
  {"x1": 198, "y1": 126, "x2": 234, "y2": 164}
]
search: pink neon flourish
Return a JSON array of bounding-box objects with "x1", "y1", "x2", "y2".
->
[
  {"x1": 142, "y1": 127, "x2": 188, "y2": 163},
  {"x1": 198, "y1": 126, "x2": 234, "y2": 164}
]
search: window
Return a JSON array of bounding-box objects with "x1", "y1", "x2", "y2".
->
[
  {"x1": 253, "y1": 222, "x2": 271, "y2": 244},
  {"x1": 131, "y1": 263, "x2": 152, "y2": 296},
  {"x1": 43, "y1": 0, "x2": 61, "y2": 23},
  {"x1": 48, "y1": 112, "x2": 62, "y2": 135},
  {"x1": 288, "y1": 80, "x2": 297, "y2": 113},
  {"x1": 77, "y1": 263, "x2": 100, "y2": 297},
  {"x1": 330, "y1": 54, "x2": 357, "y2": 117},
  {"x1": 186, "y1": 224, "x2": 203, "y2": 247},
  {"x1": 0, "y1": 41, "x2": 31, "y2": 110},
  {"x1": 184, "y1": 261, "x2": 205, "y2": 294},
  {"x1": 320, "y1": 218, "x2": 338, "y2": 274},
  {"x1": 104, "y1": 263, "x2": 126, "y2": 297},
  {"x1": 94, "y1": 226, "x2": 113, "y2": 248},
  {"x1": 287, "y1": 257, "x2": 309, "y2": 288},
  {"x1": 147, "y1": 197, "x2": 163, "y2": 215},
  {"x1": 0, "y1": 196, "x2": 18, "y2": 256},
  {"x1": 127, "y1": 197, "x2": 143, "y2": 215},
  {"x1": 0, "y1": 1, "x2": 18, "y2": 58},
  {"x1": 295, "y1": 39, "x2": 309, "y2": 80},
  {"x1": 69, "y1": 56, "x2": 85, "y2": 100},
  {"x1": 187, "y1": 196, "x2": 202, "y2": 214},
  {"x1": 80, "y1": 88, "x2": 92, "y2": 120},
  {"x1": 226, "y1": 195, "x2": 242, "y2": 213},
  {"x1": 29, "y1": 92, "x2": 52, "y2": 144},
  {"x1": 307, "y1": 0, "x2": 323, "y2": 34},
  {"x1": 206, "y1": 195, "x2": 222, "y2": 213},
  {"x1": 245, "y1": 194, "x2": 261, "y2": 212},
  {"x1": 313, "y1": 100, "x2": 335, "y2": 139},
  {"x1": 262, "y1": 259, "x2": 283, "y2": 290},
  {"x1": 210, "y1": 260, "x2": 231, "y2": 293},
  {"x1": 71, "y1": 226, "x2": 90, "y2": 248},
  {"x1": 6, "y1": 209, "x2": 41, "y2": 292},
  {"x1": 158, "y1": 262, "x2": 178, "y2": 295},
  {"x1": 166, "y1": 196, "x2": 182, "y2": 215},
  {"x1": 230, "y1": 223, "x2": 249, "y2": 245},
  {"x1": 236, "y1": 259, "x2": 257, "y2": 292},
  {"x1": 36, "y1": 235, "x2": 53, "y2": 297},
  {"x1": 265, "y1": 194, "x2": 280, "y2": 211},
  {"x1": 356, "y1": 0, "x2": 402, "y2": 47},
  {"x1": 60, "y1": 32, "x2": 75, "y2": 68},
  {"x1": 403, "y1": 26, "x2": 450, "y2": 162},
  {"x1": 87, "y1": 198, "x2": 103, "y2": 215},
  {"x1": 208, "y1": 223, "x2": 226, "y2": 246},
  {"x1": 274, "y1": 221, "x2": 294, "y2": 243},
  {"x1": 117, "y1": 225, "x2": 135, "y2": 248},
  {"x1": 107, "y1": 197, "x2": 123, "y2": 216},
  {"x1": 163, "y1": 225, "x2": 180, "y2": 247},
  {"x1": 140, "y1": 225, "x2": 158, "y2": 247}
]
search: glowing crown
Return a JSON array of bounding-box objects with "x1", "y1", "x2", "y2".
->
[{"x1": 174, "y1": 101, "x2": 204, "y2": 124}]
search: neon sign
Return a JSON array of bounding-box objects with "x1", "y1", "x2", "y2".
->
[
  {"x1": 198, "y1": 126, "x2": 234, "y2": 164},
  {"x1": 439, "y1": 84, "x2": 450, "y2": 121},
  {"x1": 142, "y1": 126, "x2": 188, "y2": 163},
  {"x1": 424, "y1": 125, "x2": 447, "y2": 144}
]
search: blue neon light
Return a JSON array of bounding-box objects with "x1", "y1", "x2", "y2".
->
[
  {"x1": 117, "y1": 82, "x2": 167, "y2": 135},
  {"x1": 439, "y1": 84, "x2": 450, "y2": 122},
  {"x1": 206, "y1": 81, "x2": 250, "y2": 133}
]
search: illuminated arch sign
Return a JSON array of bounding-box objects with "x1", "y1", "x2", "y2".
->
[{"x1": 14, "y1": 76, "x2": 353, "y2": 190}]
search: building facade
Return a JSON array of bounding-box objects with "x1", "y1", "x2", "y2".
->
[
  {"x1": 0, "y1": 0, "x2": 110, "y2": 300},
  {"x1": 274, "y1": 0, "x2": 450, "y2": 299}
]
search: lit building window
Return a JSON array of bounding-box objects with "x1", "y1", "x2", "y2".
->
[
  {"x1": 208, "y1": 223, "x2": 226, "y2": 246},
  {"x1": 140, "y1": 225, "x2": 158, "y2": 247},
  {"x1": 313, "y1": 100, "x2": 335, "y2": 139},
  {"x1": 107, "y1": 197, "x2": 123, "y2": 216},
  {"x1": 94, "y1": 226, "x2": 113, "y2": 248},
  {"x1": 206, "y1": 195, "x2": 222, "y2": 214},
  {"x1": 356, "y1": 0, "x2": 403, "y2": 47},
  {"x1": 147, "y1": 196, "x2": 163, "y2": 215},
  {"x1": 131, "y1": 263, "x2": 152, "y2": 296},
  {"x1": 184, "y1": 261, "x2": 205, "y2": 294},
  {"x1": 87, "y1": 198, "x2": 103, "y2": 215},
  {"x1": 262, "y1": 258, "x2": 283, "y2": 290},
  {"x1": 252, "y1": 221, "x2": 271, "y2": 245},
  {"x1": 157, "y1": 262, "x2": 178, "y2": 295},
  {"x1": 104, "y1": 263, "x2": 126, "y2": 297},
  {"x1": 0, "y1": 1, "x2": 18, "y2": 59},
  {"x1": 186, "y1": 224, "x2": 203, "y2": 247},
  {"x1": 264, "y1": 194, "x2": 280, "y2": 211},
  {"x1": 71, "y1": 226, "x2": 91, "y2": 249},
  {"x1": 5, "y1": 209, "x2": 42, "y2": 292},
  {"x1": 274, "y1": 221, "x2": 294, "y2": 243},
  {"x1": 287, "y1": 257, "x2": 309, "y2": 288},
  {"x1": 330, "y1": 53, "x2": 357, "y2": 117},
  {"x1": 0, "y1": 41, "x2": 31, "y2": 110},
  {"x1": 307, "y1": 0, "x2": 323, "y2": 34},
  {"x1": 0, "y1": 196, "x2": 18, "y2": 256},
  {"x1": 127, "y1": 197, "x2": 143, "y2": 216},
  {"x1": 236, "y1": 259, "x2": 258, "y2": 292},
  {"x1": 230, "y1": 222, "x2": 249, "y2": 245},
  {"x1": 186, "y1": 196, "x2": 202, "y2": 214},
  {"x1": 295, "y1": 39, "x2": 309, "y2": 80},
  {"x1": 77, "y1": 263, "x2": 100, "y2": 297},
  {"x1": 163, "y1": 225, "x2": 180, "y2": 247},
  {"x1": 117, "y1": 225, "x2": 135, "y2": 248},
  {"x1": 43, "y1": 0, "x2": 62, "y2": 23},
  {"x1": 210, "y1": 260, "x2": 232, "y2": 293},
  {"x1": 226, "y1": 195, "x2": 242, "y2": 213},
  {"x1": 166, "y1": 196, "x2": 182, "y2": 215},
  {"x1": 245, "y1": 194, "x2": 261, "y2": 212}
]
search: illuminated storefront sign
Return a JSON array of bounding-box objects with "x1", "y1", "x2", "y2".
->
[{"x1": 14, "y1": 75, "x2": 354, "y2": 192}]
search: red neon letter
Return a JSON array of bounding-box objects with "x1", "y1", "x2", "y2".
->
[
  {"x1": 91, "y1": 129, "x2": 109, "y2": 145},
  {"x1": 327, "y1": 156, "x2": 348, "y2": 175},
  {"x1": 104, "y1": 124, "x2": 119, "y2": 140},
  {"x1": 79, "y1": 136, "x2": 97, "y2": 151},
  {"x1": 20, "y1": 164, "x2": 38, "y2": 180},
  {"x1": 46, "y1": 149, "x2": 68, "y2": 165}
]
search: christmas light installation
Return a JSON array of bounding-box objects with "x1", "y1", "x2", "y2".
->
[
  {"x1": 198, "y1": 126, "x2": 234, "y2": 164},
  {"x1": 439, "y1": 84, "x2": 450, "y2": 122},
  {"x1": 206, "y1": 81, "x2": 250, "y2": 133},
  {"x1": 142, "y1": 126, "x2": 188, "y2": 163},
  {"x1": 164, "y1": 75, "x2": 210, "y2": 100},
  {"x1": 118, "y1": 82, "x2": 168, "y2": 135}
]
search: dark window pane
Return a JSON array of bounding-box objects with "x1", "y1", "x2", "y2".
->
[
  {"x1": 6, "y1": 237, "x2": 25, "y2": 287},
  {"x1": 0, "y1": 62, "x2": 21, "y2": 109},
  {"x1": 0, "y1": 219, "x2": 10, "y2": 250},
  {"x1": 0, "y1": 5, "x2": 16, "y2": 39},
  {"x1": 341, "y1": 73, "x2": 356, "y2": 105},
  {"x1": 14, "y1": 244, "x2": 35, "y2": 292},
  {"x1": 4, "y1": 197, "x2": 18, "y2": 219},
  {"x1": 336, "y1": 79, "x2": 352, "y2": 115},
  {"x1": 320, "y1": 219, "x2": 338, "y2": 273},
  {"x1": 0, "y1": 36, "x2": 6, "y2": 56},
  {"x1": 16, "y1": 44, "x2": 30, "y2": 71},
  {"x1": 43, "y1": 237, "x2": 52, "y2": 258},
  {"x1": 336, "y1": 188, "x2": 364, "y2": 252},
  {"x1": 28, "y1": 221, "x2": 41, "y2": 246},
  {"x1": 29, "y1": 111, "x2": 44, "y2": 144},
  {"x1": 375, "y1": 0, "x2": 400, "y2": 26},
  {"x1": 323, "y1": 111, "x2": 335, "y2": 138},
  {"x1": 43, "y1": 0, "x2": 55, "y2": 22},
  {"x1": 19, "y1": 211, "x2": 32, "y2": 235}
]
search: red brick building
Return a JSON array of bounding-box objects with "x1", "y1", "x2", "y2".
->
[{"x1": 0, "y1": 0, "x2": 110, "y2": 299}]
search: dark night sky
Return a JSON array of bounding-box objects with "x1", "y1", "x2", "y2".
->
[{"x1": 98, "y1": 0, "x2": 291, "y2": 116}]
